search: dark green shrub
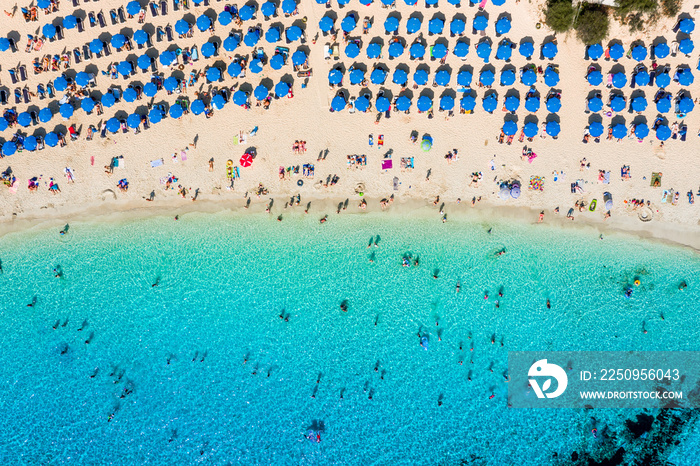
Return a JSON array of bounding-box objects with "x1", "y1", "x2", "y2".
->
[
  {"x1": 575, "y1": 7, "x2": 610, "y2": 45},
  {"x1": 545, "y1": 1, "x2": 575, "y2": 33}
]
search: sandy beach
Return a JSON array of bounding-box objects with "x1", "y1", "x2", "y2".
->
[{"x1": 1, "y1": 0, "x2": 699, "y2": 249}]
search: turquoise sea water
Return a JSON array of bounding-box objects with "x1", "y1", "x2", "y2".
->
[{"x1": 1, "y1": 212, "x2": 699, "y2": 464}]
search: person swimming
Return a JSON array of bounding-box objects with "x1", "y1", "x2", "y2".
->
[
  {"x1": 456, "y1": 281, "x2": 460, "y2": 293},
  {"x1": 152, "y1": 278, "x2": 160, "y2": 287},
  {"x1": 546, "y1": 299, "x2": 551, "y2": 309},
  {"x1": 679, "y1": 281, "x2": 688, "y2": 290}
]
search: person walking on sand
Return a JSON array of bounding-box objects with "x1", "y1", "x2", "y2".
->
[{"x1": 538, "y1": 211, "x2": 544, "y2": 223}]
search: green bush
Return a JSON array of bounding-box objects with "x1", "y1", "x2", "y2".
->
[
  {"x1": 575, "y1": 7, "x2": 610, "y2": 45},
  {"x1": 545, "y1": 1, "x2": 575, "y2": 33},
  {"x1": 660, "y1": 0, "x2": 680, "y2": 17},
  {"x1": 616, "y1": 0, "x2": 657, "y2": 17}
]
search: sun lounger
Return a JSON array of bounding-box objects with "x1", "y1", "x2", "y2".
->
[
  {"x1": 47, "y1": 83, "x2": 55, "y2": 98},
  {"x1": 73, "y1": 48, "x2": 81, "y2": 64},
  {"x1": 88, "y1": 12, "x2": 97, "y2": 28},
  {"x1": 9, "y1": 68, "x2": 17, "y2": 84},
  {"x1": 166, "y1": 25, "x2": 173, "y2": 42},
  {"x1": 150, "y1": 2, "x2": 158, "y2": 17},
  {"x1": 76, "y1": 17, "x2": 84, "y2": 32},
  {"x1": 332, "y1": 43, "x2": 339, "y2": 60},
  {"x1": 83, "y1": 44, "x2": 92, "y2": 61},
  {"x1": 324, "y1": 44, "x2": 330, "y2": 60},
  {"x1": 0, "y1": 90, "x2": 6, "y2": 106},
  {"x1": 118, "y1": 7, "x2": 127, "y2": 22},
  {"x1": 161, "y1": 1, "x2": 167, "y2": 15},
  {"x1": 73, "y1": 0, "x2": 80, "y2": 6},
  {"x1": 110, "y1": 9, "x2": 118, "y2": 25},
  {"x1": 57, "y1": 25, "x2": 64, "y2": 40},
  {"x1": 23, "y1": 87, "x2": 31, "y2": 103},
  {"x1": 98, "y1": 11, "x2": 107, "y2": 28}
]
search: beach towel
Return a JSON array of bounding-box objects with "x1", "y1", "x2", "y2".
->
[
  {"x1": 650, "y1": 172, "x2": 662, "y2": 187},
  {"x1": 603, "y1": 171, "x2": 610, "y2": 184},
  {"x1": 151, "y1": 158, "x2": 164, "y2": 168},
  {"x1": 8, "y1": 185, "x2": 17, "y2": 194},
  {"x1": 64, "y1": 167, "x2": 75, "y2": 182},
  {"x1": 181, "y1": 151, "x2": 187, "y2": 162},
  {"x1": 393, "y1": 176, "x2": 399, "y2": 190},
  {"x1": 381, "y1": 159, "x2": 393, "y2": 170},
  {"x1": 529, "y1": 176, "x2": 544, "y2": 191}
]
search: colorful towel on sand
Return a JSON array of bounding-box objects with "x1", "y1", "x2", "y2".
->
[
  {"x1": 150, "y1": 158, "x2": 164, "y2": 168},
  {"x1": 381, "y1": 159, "x2": 393, "y2": 170},
  {"x1": 529, "y1": 176, "x2": 544, "y2": 191}
]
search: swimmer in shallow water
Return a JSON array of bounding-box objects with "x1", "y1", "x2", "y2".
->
[
  {"x1": 679, "y1": 281, "x2": 688, "y2": 290},
  {"x1": 546, "y1": 299, "x2": 551, "y2": 309}
]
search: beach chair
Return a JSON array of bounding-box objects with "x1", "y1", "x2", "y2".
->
[
  {"x1": 73, "y1": 48, "x2": 81, "y2": 64},
  {"x1": 9, "y1": 69, "x2": 17, "y2": 84},
  {"x1": 156, "y1": 26, "x2": 164, "y2": 42},
  {"x1": 165, "y1": 25, "x2": 174, "y2": 41},
  {"x1": 161, "y1": 0, "x2": 168, "y2": 15},
  {"x1": 118, "y1": 7, "x2": 127, "y2": 22},
  {"x1": 23, "y1": 87, "x2": 31, "y2": 103},
  {"x1": 191, "y1": 45, "x2": 199, "y2": 61},
  {"x1": 88, "y1": 12, "x2": 97, "y2": 28},
  {"x1": 110, "y1": 9, "x2": 119, "y2": 25},
  {"x1": 150, "y1": 2, "x2": 159, "y2": 17},
  {"x1": 56, "y1": 26, "x2": 64, "y2": 40},
  {"x1": 0, "y1": 90, "x2": 7, "y2": 106},
  {"x1": 76, "y1": 17, "x2": 84, "y2": 33},
  {"x1": 103, "y1": 42, "x2": 111, "y2": 56},
  {"x1": 324, "y1": 44, "x2": 330, "y2": 60},
  {"x1": 37, "y1": 84, "x2": 46, "y2": 99},
  {"x1": 150, "y1": 57, "x2": 158, "y2": 73},
  {"x1": 14, "y1": 88, "x2": 21, "y2": 104},
  {"x1": 47, "y1": 83, "x2": 55, "y2": 98},
  {"x1": 98, "y1": 11, "x2": 107, "y2": 28},
  {"x1": 73, "y1": 0, "x2": 80, "y2": 6},
  {"x1": 332, "y1": 43, "x2": 339, "y2": 60},
  {"x1": 8, "y1": 38, "x2": 16, "y2": 53},
  {"x1": 83, "y1": 44, "x2": 92, "y2": 61}
]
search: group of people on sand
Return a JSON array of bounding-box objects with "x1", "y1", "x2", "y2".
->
[{"x1": 292, "y1": 141, "x2": 307, "y2": 154}]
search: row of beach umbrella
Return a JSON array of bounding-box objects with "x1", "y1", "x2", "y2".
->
[
  {"x1": 586, "y1": 66, "x2": 694, "y2": 88},
  {"x1": 587, "y1": 91, "x2": 693, "y2": 114}
]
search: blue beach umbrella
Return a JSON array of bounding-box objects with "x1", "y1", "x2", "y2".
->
[
  {"x1": 504, "y1": 95, "x2": 519, "y2": 112},
  {"x1": 385, "y1": 16, "x2": 400, "y2": 33},
  {"x1": 457, "y1": 70, "x2": 472, "y2": 87},
  {"x1": 477, "y1": 41, "x2": 492, "y2": 62},
  {"x1": 589, "y1": 121, "x2": 604, "y2": 137},
  {"x1": 261, "y1": 1, "x2": 276, "y2": 17},
  {"x1": 239, "y1": 5, "x2": 255, "y2": 21},
  {"x1": 440, "y1": 95, "x2": 455, "y2": 111},
  {"x1": 211, "y1": 94, "x2": 226, "y2": 110},
  {"x1": 123, "y1": 87, "x2": 137, "y2": 102},
  {"x1": 292, "y1": 51, "x2": 307, "y2": 66},
  {"x1": 341, "y1": 16, "x2": 356, "y2": 33},
  {"x1": 149, "y1": 107, "x2": 163, "y2": 123},
  {"x1": 453, "y1": 41, "x2": 469, "y2": 58},
  {"x1": 587, "y1": 70, "x2": 603, "y2": 86},
  {"x1": 38, "y1": 0, "x2": 50, "y2": 6},
  {"x1": 59, "y1": 103, "x2": 73, "y2": 119},
  {"x1": 631, "y1": 45, "x2": 647, "y2": 61},
  {"x1": 75, "y1": 71, "x2": 90, "y2": 87},
  {"x1": 435, "y1": 70, "x2": 450, "y2": 86},
  {"x1": 106, "y1": 118, "x2": 120, "y2": 133},
  {"x1": 544, "y1": 67, "x2": 559, "y2": 87},
  {"x1": 45, "y1": 132, "x2": 59, "y2": 147},
  {"x1": 410, "y1": 42, "x2": 425, "y2": 59},
  {"x1": 42, "y1": 24, "x2": 56, "y2": 38},
  {"x1": 228, "y1": 62, "x2": 242, "y2": 77},
  {"x1": 525, "y1": 96, "x2": 540, "y2": 112},
  {"x1": 403, "y1": 0, "x2": 417, "y2": 4},
  {"x1": 371, "y1": 68, "x2": 387, "y2": 84},
  {"x1": 233, "y1": 91, "x2": 247, "y2": 106},
  {"x1": 496, "y1": 41, "x2": 512, "y2": 61},
  {"x1": 407, "y1": 17, "x2": 421, "y2": 34},
  {"x1": 656, "y1": 72, "x2": 670, "y2": 88},
  {"x1": 542, "y1": 41, "x2": 557, "y2": 59},
  {"x1": 111, "y1": 34, "x2": 126, "y2": 49},
  {"x1": 500, "y1": 69, "x2": 515, "y2": 86},
  {"x1": 425, "y1": 0, "x2": 437, "y2": 5},
  {"x1": 202, "y1": 42, "x2": 216, "y2": 57},
  {"x1": 367, "y1": 42, "x2": 381, "y2": 59},
  {"x1": 286, "y1": 26, "x2": 302, "y2": 42},
  {"x1": 63, "y1": 15, "x2": 77, "y2": 29},
  {"x1": 396, "y1": 95, "x2": 411, "y2": 111},
  {"x1": 679, "y1": 38, "x2": 694, "y2": 55},
  {"x1": 635, "y1": 70, "x2": 650, "y2": 86},
  {"x1": 473, "y1": 15, "x2": 487, "y2": 31},
  {"x1": 39, "y1": 107, "x2": 52, "y2": 123},
  {"x1": 24, "y1": 136, "x2": 37, "y2": 151},
  {"x1": 223, "y1": 36, "x2": 239, "y2": 52},
  {"x1": 496, "y1": 17, "x2": 511, "y2": 35},
  {"x1": 250, "y1": 58, "x2": 263, "y2": 73},
  {"x1": 546, "y1": 121, "x2": 560, "y2": 137},
  {"x1": 218, "y1": 11, "x2": 233, "y2": 26},
  {"x1": 143, "y1": 82, "x2": 157, "y2": 97},
  {"x1": 392, "y1": 69, "x2": 407, "y2": 85},
  {"x1": 319, "y1": 16, "x2": 334, "y2": 33},
  {"x1": 546, "y1": 96, "x2": 561, "y2": 112},
  {"x1": 492, "y1": 0, "x2": 505, "y2": 4},
  {"x1": 2, "y1": 141, "x2": 16, "y2": 156},
  {"x1": 631, "y1": 96, "x2": 647, "y2": 112},
  {"x1": 429, "y1": 18, "x2": 444, "y2": 35},
  {"x1": 656, "y1": 95, "x2": 671, "y2": 113},
  {"x1": 191, "y1": 99, "x2": 205, "y2": 115},
  {"x1": 450, "y1": 19, "x2": 465, "y2": 35},
  {"x1": 656, "y1": 124, "x2": 671, "y2": 140},
  {"x1": 244, "y1": 30, "x2": 260, "y2": 47},
  {"x1": 270, "y1": 54, "x2": 284, "y2": 70},
  {"x1": 414, "y1": 69, "x2": 429, "y2": 85},
  {"x1": 254, "y1": 85, "x2": 269, "y2": 101},
  {"x1": 127, "y1": 113, "x2": 141, "y2": 128},
  {"x1": 417, "y1": 96, "x2": 432, "y2": 111},
  {"x1": 117, "y1": 61, "x2": 132, "y2": 76},
  {"x1": 612, "y1": 124, "x2": 627, "y2": 139},
  {"x1": 376, "y1": 97, "x2": 391, "y2": 113},
  {"x1": 0, "y1": 38, "x2": 10, "y2": 52},
  {"x1": 523, "y1": 122, "x2": 538, "y2": 138},
  {"x1": 432, "y1": 43, "x2": 448, "y2": 59},
  {"x1": 328, "y1": 69, "x2": 343, "y2": 85},
  {"x1": 331, "y1": 95, "x2": 346, "y2": 111},
  {"x1": 160, "y1": 51, "x2": 176, "y2": 66},
  {"x1": 355, "y1": 96, "x2": 370, "y2": 112},
  {"x1": 127, "y1": 1, "x2": 142, "y2": 16},
  {"x1": 482, "y1": 94, "x2": 497, "y2": 112},
  {"x1": 282, "y1": 0, "x2": 297, "y2": 14},
  {"x1": 519, "y1": 41, "x2": 534, "y2": 58},
  {"x1": 265, "y1": 28, "x2": 280, "y2": 44},
  {"x1": 588, "y1": 97, "x2": 603, "y2": 113},
  {"x1": 503, "y1": 120, "x2": 517, "y2": 136},
  {"x1": 461, "y1": 94, "x2": 476, "y2": 111},
  {"x1": 101, "y1": 93, "x2": 116, "y2": 108},
  {"x1": 521, "y1": 69, "x2": 536, "y2": 86},
  {"x1": 54, "y1": 76, "x2": 68, "y2": 92},
  {"x1": 612, "y1": 72, "x2": 627, "y2": 88},
  {"x1": 588, "y1": 43, "x2": 604, "y2": 60},
  {"x1": 18, "y1": 112, "x2": 32, "y2": 127},
  {"x1": 134, "y1": 30, "x2": 148, "y2": 45},
  {"x1": 175, "y1": 19, "x2": 190, "y2": 36},
  {"x1": 206, "y1": 67, "x2": 221, "y2": 82},
  {"x1": 634, "y1": 123, "x2": 649, "y2": 139},
  {"x1": 389, "y1": 41, "x2": 404, "y2": 58},
  {"x1": 677, "y1": 68, "x2": 694, "y2": 85},
  {"x1": 609, "y1": 43, "x2": 624, "y2": 60},
  {"x1": 610, "y1": 95, "x2": 625, "y2": 112},
  {"x1": 137, "y1": 54, "x2": 151, "y2": 70},
  {"x1": 275, "y1": 82, "x2": 290, "y2": 97},
  {"x1": 680, "y1": 18, "x2": 695, "y2": 34},
  {"x1": 164, "y1": 77, "x2": 178, "y2": 91},
  {"x1": 654, "y1": 42, "x2": 669, "y2": 59},
  {"x1": 169, "y1": 104, "x2": 183, "y2": 119},
  {"x1": 381, "y1": 0, "x2": 394, "y2": 5},
  {"x1": 345, "y1": 43, "x2": 360, "y2": 58},
  {"x1": 678, "y1": 97, "x2": 694, "y2": 114},
  {"x1": 479, "y1": 69, "x2": 494, "y2": 86}
]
